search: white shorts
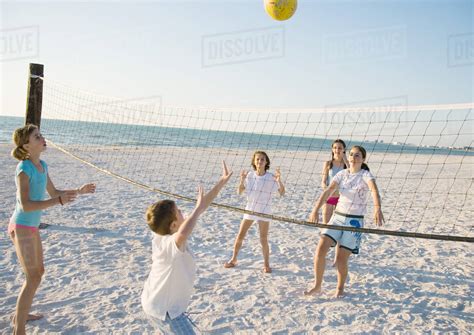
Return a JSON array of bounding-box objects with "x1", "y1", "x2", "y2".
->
[
  {"x1": 243, "y1": 213, "x2": 271, "y2": 222},
  {"x1": 320, "y1": 212, "x2": 364, "y2": 254}
]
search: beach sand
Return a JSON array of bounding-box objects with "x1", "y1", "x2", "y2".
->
[{"x1": 1, "y1": 143, "x2": 473, "y2": 334}]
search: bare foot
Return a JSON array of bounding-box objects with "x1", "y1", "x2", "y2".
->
[
  {"x1": 304, "y1": 286, "x2": 322, "y2": 296},
  {"x1": 263, "y1": 266, "x2": 272, "y2": 274},
  {"x1": 223, "y1": 260, "x2": 237, "y2": 268},
  {"x1": 28, "y1": 314, "x2": 43, "y2": 321},
  {"x1": 333, "y1": 289, "x2": 345, "y2": 298},
  {"x1": 11, "y1": 313, "x2": 44, "y2": 325}
]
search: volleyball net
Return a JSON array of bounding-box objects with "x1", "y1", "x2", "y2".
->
[{"x1": 37, "y1": 77, "x2": 473, "y2": 242}]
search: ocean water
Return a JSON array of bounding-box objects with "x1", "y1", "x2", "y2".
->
[{"x1": 1, "y1": 115, "x2": 471, "y2": 156}]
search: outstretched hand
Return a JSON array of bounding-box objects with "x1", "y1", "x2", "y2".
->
[
  {"x1": 274, "y1": 167, "x2": 282, "y2": 182},
  {"x1": 194, "y1": 161, "x2": 232, "y2": 214},
  {"x1": 221, "y1": 161, "x2": 233, "y2": 182},
  {"x1": 195, "y1": 185, "x2": 204, "y2": 209},
  {"x1": 78, "y1": 183, "x2": 96, "y2": 195}
]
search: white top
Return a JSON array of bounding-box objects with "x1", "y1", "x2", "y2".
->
[
  {"x1": 141, "y1": 233, "x2": 196, "y2": 320},
  {"x1": 243, "y1": 171, "x2": 279, "y2": 220},
  {"x1": 332, "y1": 169, "x2": 375, "y2": 216}
]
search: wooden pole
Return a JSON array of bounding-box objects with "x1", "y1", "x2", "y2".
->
[{"x1": 25, "y1": 63, "x2": 44, "y2": 128}]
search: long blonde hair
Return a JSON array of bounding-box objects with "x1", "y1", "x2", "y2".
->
[{"x1": 11, "y1": 124, "x2": 38, "y2": 161}]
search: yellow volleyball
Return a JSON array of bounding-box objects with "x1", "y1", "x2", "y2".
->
[{"x1": 264, "y1": 0, "x2": 297, "y2": 21}]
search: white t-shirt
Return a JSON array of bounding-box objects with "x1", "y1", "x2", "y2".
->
[
  {"x1": 332, "y1": 169, "x2": 375, "y2": 216},
  {"x1": 243, "y1": 171, "x2": 279, "y2": 221},
  {"x1": 141, "y1": 233, "x2": 196, "y2": 320}
]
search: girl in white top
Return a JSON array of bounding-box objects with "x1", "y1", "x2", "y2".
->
[
  {"x1": 305, "y1": 146, "x2": 384, "y2": 298},
  {"x1": 141, "y1": 162, "x2": 232, "y2": 334},
  {"x1": 224, "y1": 151, "x2": 285, "y2": 273}
]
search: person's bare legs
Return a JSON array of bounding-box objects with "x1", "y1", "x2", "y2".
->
[
  {"x1": 10, "y1": 228, "x2": 44, "y2": 335},
  {"x1": 224, "y1": 219, "x2": 254, "y2": 268},
  {"x1": 304, "y1": 235, "x2": 333, "y2": 296},
  {"x1": 334, "y1": 247, "x2": 352, "y2": 298},
  {"x1": 322, "y1": 204, "x2": 339, "y2": 266},
  {"x1": 257, "y1": 221, "x2": 271, "y2": 273}
]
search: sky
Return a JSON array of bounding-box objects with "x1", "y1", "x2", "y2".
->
[{"x1": 0, "y1": 0, "x2": 473, "y2": 119}]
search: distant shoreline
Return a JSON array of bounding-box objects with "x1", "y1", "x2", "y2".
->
[{"x1": 1, "y1": 116, "x2": 471, "y2": 156}]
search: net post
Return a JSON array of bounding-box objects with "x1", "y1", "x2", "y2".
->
[{"x1": 25, "y1": 63, "x2": 44, "y2": 128}]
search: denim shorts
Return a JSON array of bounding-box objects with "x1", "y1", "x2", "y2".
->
[{"x1": 147, "y1": 312, "x2": 199, "y2": 335}]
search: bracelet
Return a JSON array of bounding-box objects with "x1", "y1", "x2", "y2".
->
[{"x1": 58, "y1": 196, "x2": 64, "y2": 206}]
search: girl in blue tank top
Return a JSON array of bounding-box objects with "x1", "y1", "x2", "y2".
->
[
  {"x1": 320, "y1": 139, "x2": 348, "y2": 265},
  {"x1": 8, "y1": 124, "x2": 96, "y2": 334}
]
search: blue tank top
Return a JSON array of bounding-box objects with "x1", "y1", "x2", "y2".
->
[
  {"x1": 326, "y1": 163, "x2": 345, "y2": 186},
  {"x1": 10, "y1": 160, "x2": 48, "y2": 227}
]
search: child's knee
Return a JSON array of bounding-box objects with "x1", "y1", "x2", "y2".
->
[
  {"x1": 26, "y1": 270, "x2": 43, "y2": 285},
  {"x1": 316, "y1": 243, "x2": 331, "y2": 256}
]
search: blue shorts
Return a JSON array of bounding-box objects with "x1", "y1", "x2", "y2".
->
[
  {"x1": 321, "y1": 212, "x2": 364, "y2": 254},
  {"x1": 147, "y1": 312, "x2": 199, "y2": 334}
]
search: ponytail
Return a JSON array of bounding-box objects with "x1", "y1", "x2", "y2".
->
[
  {"x1": 361, "y1": 163, "x2": 370, "y2": 171},
  {"x1": 11, "y1": 146, "x2": 30, "y2": 161}
]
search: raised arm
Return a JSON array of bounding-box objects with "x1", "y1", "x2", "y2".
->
[
  {"x1": 367, "y1": 179, "x2": 384, "y2": 227},
  {"x1": 237, "y1": 170, "x2": 248, "y2": 195},
  {"x1": 196, "y1": 162, "x2": 233, "y2": 215},
  {"x1": 175, "y1": 161, "x2": 233, "y2": 248},
  {"x1": 309, "y1": 181, "x2": 338, "y2": 224},
  {"x1": 274, "y1": 168, "x2": 285, "y2": 196}
]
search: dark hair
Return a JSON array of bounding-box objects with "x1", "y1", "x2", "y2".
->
[
  {"x1": 11, "y1": 124, "x2": 38, "y2": 161},
  {"x1": 351, "y1": 145, "x2": 370, "y2": 171},
  {"x1": 329, "y1": 139, "x2": 347, "y2": 169},
  {"x1": 251, "y1": 151, "x2": 270, "y2": 171},
  {"x1": 146, "y1": 200, "x2": 177, "y2": 235}
]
